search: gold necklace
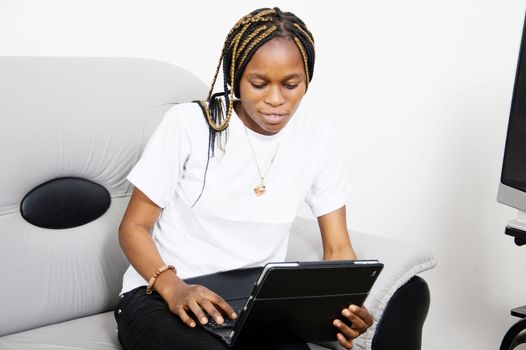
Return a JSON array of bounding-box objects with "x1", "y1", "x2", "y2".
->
[{"x1": 243, "y1": 125, "x2": 281, "y2": 196}]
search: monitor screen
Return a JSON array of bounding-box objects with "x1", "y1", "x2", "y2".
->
[{"x1": 501, "y1": 17, "x2": 526, "y2": 193}]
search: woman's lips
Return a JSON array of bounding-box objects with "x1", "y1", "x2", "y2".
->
[{"x1": 260, "y1": 112, "x2": 287, "y2": 124}]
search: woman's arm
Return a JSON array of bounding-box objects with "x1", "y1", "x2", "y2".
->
[
  {"x1": 317, "y1": 205, "x2": 356, "y2": 261},
  {"x1": 317, "y1": 205, "x2": 373, "y2": 349},
  {"x1": 119, "y1": 187, "x2": 236, "y2": 327},
  {"x1": 119, "y1": 187, "x2": 169, "y2": 287}
]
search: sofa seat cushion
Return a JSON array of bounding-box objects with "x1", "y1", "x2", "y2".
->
[
  {"x1": 0, "y1": 312, "x2": 120, "y2": 350},
  {"x1": 0, "y1": 311, "x2": 331, "y2": 350}
]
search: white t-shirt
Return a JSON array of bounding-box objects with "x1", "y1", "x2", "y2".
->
[{"x1": 121, "y1": 102, "x2": 348, "y2": 293}]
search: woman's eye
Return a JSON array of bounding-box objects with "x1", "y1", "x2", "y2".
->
[
  {"x1": 251, "y1": 82, "x2": 266, "y2": 89},
  {"x1": 284, "y1": 83, "x2": 299, "y2": 90}
]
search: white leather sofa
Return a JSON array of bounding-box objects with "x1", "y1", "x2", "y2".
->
[{"x1": 0, "y1": 57, "x2": 436, "y2": 350}]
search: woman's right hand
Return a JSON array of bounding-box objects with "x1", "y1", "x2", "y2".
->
[
  {"x1": 118, "y1": 188, "x2": 236, "y2": 327},
  {"x1": 161, "y1": 279, "x2": 238, "y2": 328}
]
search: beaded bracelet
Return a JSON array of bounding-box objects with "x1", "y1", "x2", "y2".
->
[{"x1": 146, "y1": 264, "x2": 176, "y2": 294}]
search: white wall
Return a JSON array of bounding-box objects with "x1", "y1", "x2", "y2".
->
[{"x1": 2, "y1": 0, "x2": 525, "y2": 348}]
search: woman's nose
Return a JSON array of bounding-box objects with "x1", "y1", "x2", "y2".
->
[{"x1": 264, "y1": 85, "x2": 285, "y2": 106}]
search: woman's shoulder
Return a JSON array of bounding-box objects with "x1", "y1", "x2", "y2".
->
[
  {"x1": 163, "y1": 102, "x2": 205, "y2": 122},
  {"x1": 160, "y1": 102, "x2": 208, "y2": 133},
  {"x1": 291, "y1": 108, "x2": 338, "y2": 142}
]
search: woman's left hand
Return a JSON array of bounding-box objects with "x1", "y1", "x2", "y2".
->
[{"x1": 332, "y1": 304, "x2": 373, "y2": 349}]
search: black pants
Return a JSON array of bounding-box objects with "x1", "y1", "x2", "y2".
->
[{"x1": 115, "y1": 269, "x2": 310, "y2": 350}]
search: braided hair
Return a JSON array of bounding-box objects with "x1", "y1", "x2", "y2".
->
[
  {"x1": 196, "y1": 7, "x2": 315, "y2": 154},
  {"x1": 192, "y1": 7, "x2": 315, "y2": 206}
]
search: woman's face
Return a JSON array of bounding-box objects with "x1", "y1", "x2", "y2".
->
[{"x1": 236, "y1": 37, "x2": 307, "y2": 135}]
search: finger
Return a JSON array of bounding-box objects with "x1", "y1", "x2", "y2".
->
[
  {"x1": 188, "y1": 299, "x2": 208, "y2": 325},
  {"x1": 333, "y1": 319, "x2": 360, "y2": 340},
  {"x1": 336, "y1": 332, "x2": 353, "y2": 349},
  {"x1": 207, "y1": 291, "x2": 238, "y2": 320},
  {"x1": 350, "y1": 305, "x2": 374, "y2": 327},
  {"x1": 175, "y1": 307, "x2": 197, "y2": 328},
  {"x1": 342, "y1": 307, "x2": 367, "y2": 332},
  {"x1": 199, "y1": 298, "x2": 225, "y2": 325}
]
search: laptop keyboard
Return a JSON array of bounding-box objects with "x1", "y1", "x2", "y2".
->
[
  {"x1": 202, "y1": 297, "x2": 247, "y2": 331},
  {"x1": 206, "y1": 308, "x2": 242, "y2": 330}
]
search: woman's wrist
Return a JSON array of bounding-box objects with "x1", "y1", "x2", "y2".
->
[
  {"x1": 154, "y1": 270, "x2": 187, "y2": 297},
  {"x1": 146, "y1": 265, "x2": 176, "y2": 294},
  {"x1": 324, "y1": 246, "x2": 357, "y2": 260}
]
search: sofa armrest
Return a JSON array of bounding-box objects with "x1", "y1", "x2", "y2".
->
[
  {"x1": 371, "y1": 275, "x2": 430, "y2": 350},
  {"x1": 286, "y1": 217, "x2": 437, "y2": 350}
]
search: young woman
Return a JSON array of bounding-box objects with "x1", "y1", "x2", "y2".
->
[{"x1": 115, "y1": 7, "x2": 373, "y2": 350}]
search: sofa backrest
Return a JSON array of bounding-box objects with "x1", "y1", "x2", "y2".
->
[{"x1": 0, "y1": 57, "x2": 207, "y2": 336}]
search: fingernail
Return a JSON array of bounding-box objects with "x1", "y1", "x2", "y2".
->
[
  {"x1": 231, "y1": 312, "x2": 238, "y2": 319},
  {"x1": 216, "y1": 316, "x2": 224, "y2": 324},
  {"x1": 350, "y1": 305, "x2": 359, "y2": 312},
  {"x1": 342, "y1": 309, "x2": 350, "y2": 317},
  {"x1": 200, "y1": 317, "x2": 207, "y2": 324},
  {"x1": 333, "y1": 320, "x2": 341, "y2": 327},
  {"x1": 190, "y1": 321, "x2": 196, "y2": 327}
]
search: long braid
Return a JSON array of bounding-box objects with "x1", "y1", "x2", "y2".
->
[
  {"x1": 293, "y1": 37, "x2": 310, "y2": 88},
  {"x1": 191, "y1": 7, "x2": 316, "y2": 206},
  {"x1": 291, "y1": 24, "x2": 315, "y2": 82},
  {"x1": 293, "y1": 23, "x2": 315, "y2": 48}
]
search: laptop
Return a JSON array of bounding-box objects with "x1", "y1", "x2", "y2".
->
[{"x1": 184, "y1": 260, "x2": 383, "y2": 347}]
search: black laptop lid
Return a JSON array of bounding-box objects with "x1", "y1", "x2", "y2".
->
[
  {"x1": 255, "y1": 260, "x2": 381, "y2": 298},
  {"x1": 233, "y1": 260, "x2": 383, "y2": 346}
]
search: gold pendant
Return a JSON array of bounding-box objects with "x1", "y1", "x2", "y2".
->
[{"x1": 254, "y1": 183, "x2": 266, "y2": 196}]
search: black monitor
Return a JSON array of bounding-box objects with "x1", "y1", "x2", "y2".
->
[{"x1": 498, "y1": 13, "x2": 526, "y2": 240}]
